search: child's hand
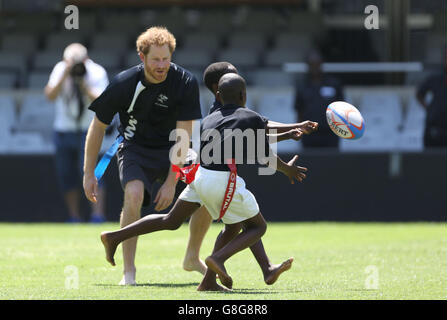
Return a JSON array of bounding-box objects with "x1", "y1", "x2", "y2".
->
[
  {"x1": 283, "y1": 155, "x2": 308, "y2": 184},
  {"x1": 298, "y1": 121, "x2": 319, "y2": 135},
  {"x1": 286, "y1": 128, "x2": 303, "y2": 141}
]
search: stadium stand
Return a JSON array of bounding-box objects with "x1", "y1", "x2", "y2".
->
[
  {"x1": 27, "y1": 71, "x2": 50, "y2": 89},
  {"x1": 0, "y1": 95, "x2": 16, "y2": 152},
  {"x1": 1, "y1": 33, "x2": 39, "y2": 54},
  {"x1": 16, "y1": 93, "x2": 55, "y2": 142},
  {"x1": 0, "y1": 72, "x2": 17, "y2": 89},
  {"x1": 0, "y1": 3, "x2": 445, "y2": 155},
  {"x1": 181, "y1": 33, "x2": 222, "y2": 52},
  {"x1": 172, "y1": 48, "x2": 214, "y2": 70},
  {"x1": 254, "y1": 89, "x2": 300, "y2": 152}
]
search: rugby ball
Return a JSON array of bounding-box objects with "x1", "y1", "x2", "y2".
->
[{"x1": 326, "y1": 101, "x2": 365, "y2": 140}]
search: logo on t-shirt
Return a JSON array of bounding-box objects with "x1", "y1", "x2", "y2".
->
[
  {"x1": 124, "y1": 115, "x2": 138, "y2": 140},
  {"x1": 155, "y1": 94, "x2": 169, "y2": 108}
]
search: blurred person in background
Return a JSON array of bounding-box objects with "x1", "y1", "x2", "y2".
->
[
  {"x1": 416, "y1": 46, "x2": 447, "y2": 148},
  {"x1": 44, "y1": 43, "x2": 109, "y2": 223},
  {"x1": 294, "y1": 50, "x2": 344, "y2": 149}
]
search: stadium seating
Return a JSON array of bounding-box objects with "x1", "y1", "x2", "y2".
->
[
  {"x1": 123, "y1": 50, "x2": 141, "y2": 69},
  {"x1": 32, "y1": 51, "x2": 62, "y2": 72},
  {"x1": 181, "y1": 33, "x2": 221, "y2": 52},
  {"x1": 0, "y1": 33, "x2": 39, "y2": 54},
  {"x1": 7, "y1": 132, "x2": 52, "y2": 154},
  {"x1": 254, "y1": 89, "x2": 301, "y2": 152},
  {"x1": 397, "y1": 97, "x2": 425, "y2": 151},
  {"x1": 172, "y1": 49, "x2": 214, "y2": 70},
  {"x1": 45, "y1": 32, "x2": 87, "y2": 51},
  {"x1": 0, "y1": 52, "x2": 28, "y2": 75},
  {"x1": 194, "y1": 10, "x2": 235, "y2": 35},
  {"x1": 341, "y1": 92, "x2": 403, "y2": 152},
  {"x1": 0, "y1": 96, "x2": 17, "y2": 147},
  {"x1": 227, "y1": 32, "x2": 267, "y2": 51},
  {"x1": 88, "y1": 50, "x2": 122, "y2": 71},
  {"x1": 274, "y1": 33, "x2": 312, "y2": 51},
  {"x1": 0, "y1": 72, "x2": 17, "y2": 89},
  {"x1": 263, "y1": 48, "x2": 306, "y2": 67},
  {"x1": 27, "y1": 72, "x2": 50, "y2": 90},
  {"x1": 90, "y1": 33, "x2": 131, "y2": 53},
  {"x1": 249, "y1": 69, "x2": 296, "y2": 87},
  {"x1": 16, "y1": 93, "x2": 55, "y2": 142},
  {"x1": 216, "y1": 49, "x2": 260, "y2": 69}
]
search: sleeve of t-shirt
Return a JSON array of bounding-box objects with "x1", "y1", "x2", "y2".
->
[
  {"x1": 47, "y1": 61, "x2": 65, "y2": 88},
  {"x1": 88, "y1": 79, "x2": 123, "y2": 125},
  {"x1": 89, "y1": 65, "x2": 109, "y2": 98},
  {"x1": 177, "y1": 75, "x2": 202, "y2": 121}
]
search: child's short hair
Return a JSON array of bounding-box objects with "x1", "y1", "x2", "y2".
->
[
  {"x1": 203, "y1": 62, "x2": 238, "y2": 92},
  {"x1": 136, "y1": 26, "x2": 176, "y2": 55}
]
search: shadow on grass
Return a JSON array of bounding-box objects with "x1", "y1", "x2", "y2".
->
[
  {"x1": 95, "y1": 282, "x2": 200, "y2": 288},
  {"x1": 200, "y1": 288, "x2": 303, "y2": 295},
  {"x1": 94, "y1": 283, "x2": 302, "y2": 294}
]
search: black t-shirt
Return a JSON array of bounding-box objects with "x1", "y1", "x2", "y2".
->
[
  {"x1": 89, "y1": 63, "x2": 202, "y2": 148},
  {"x1": 417, "y1": 73, "x2": 447, "y2": 127},
  {"x1": 208, "y1": 100, "x2": 222, "y2": 115},
  {"x1": 200, "y1": 104, "x2": 269, "y2": 171}
]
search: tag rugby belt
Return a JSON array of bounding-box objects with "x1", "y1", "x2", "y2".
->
[{"x1": 172, "y1": 159, "x2": 237, "y2": 221}]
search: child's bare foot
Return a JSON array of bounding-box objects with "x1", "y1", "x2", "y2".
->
[
  {"x1": 100, "y1": 232, "x2": 118, "y2": 266},
  {"x1": 197, "y1": 281, "x2": 231, "y2": 292},
  {"x1": 264, "y1": 258, "x2": 294, "y2": 285},
  {"x1": 205, "y1": 256, "x2": 233, "y2": 289},
  {"x1": 183, "y1": 257, "x2": 207, "y2": 275}
]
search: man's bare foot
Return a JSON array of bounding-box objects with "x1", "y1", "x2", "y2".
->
[
  {"x1": 264, "y1": 258, "x2": 294, "y2": 285},
  {"x1": 183, "y1": 257, "x2": 207, "y2": 275},
  {"x1": 197, "y1": 281, "x2": 231, "y2": 292},
  {"x1": 119, "y1": 269, "x2": 136, "y2": 286},
  {"x1": 205, "y1": 256, "x2": 233, "y2": 289},
  {"x1": 100, "y1": 232, "x2": 117, "y2": 266}
]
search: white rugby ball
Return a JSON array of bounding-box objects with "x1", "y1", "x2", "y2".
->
[{"x1": 326, "y1": 101, "x2": 365, "y2": 140}]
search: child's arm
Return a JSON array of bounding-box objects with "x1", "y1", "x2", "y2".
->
[
  {"x1": 267, "y1": 128, "x2": 303, "y2": 143},
  {"x1": 267, "y1": 120, "x2": 319, "y2": 135}
]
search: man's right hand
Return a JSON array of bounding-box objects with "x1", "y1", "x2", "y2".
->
[{"x1": 83, "y1": 173, "x2": 98, "y2": 203}]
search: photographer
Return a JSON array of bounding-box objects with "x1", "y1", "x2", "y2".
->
[{"x1": 45, "y1": 43, "x2": 109, "y2": 223}]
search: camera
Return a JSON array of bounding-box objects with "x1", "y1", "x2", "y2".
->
[{"x1": 70, "y1": 62, "x2": 87, "y2": 78}]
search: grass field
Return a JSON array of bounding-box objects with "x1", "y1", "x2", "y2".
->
[{"x1": 0, "y1": 222, "x2": 446, "y2": 300}]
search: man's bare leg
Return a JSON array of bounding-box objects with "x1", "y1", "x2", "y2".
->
[
  {"x1": 119, "y1": 180, "x2": 144, "y2": 285},
  {"x1": 183, "y1": 206, "x2": 212, "y2": 275},
  {"x1": 101, "y1": 200, "x2": 200, "y2": 268}
]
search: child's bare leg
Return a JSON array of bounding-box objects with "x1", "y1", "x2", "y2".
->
[
  {"x1": 101, "y1": 200, "x2": 200, "y2": 266},
  {"x1": 205, "y1": 213, "x2": 267, "y2": 284},
  {"x1": 250, "y1": 241, "x2": 294, "y2": 285},
  {"x1": 197, "y1": 224, "x2": 241, "y2": 291}
]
